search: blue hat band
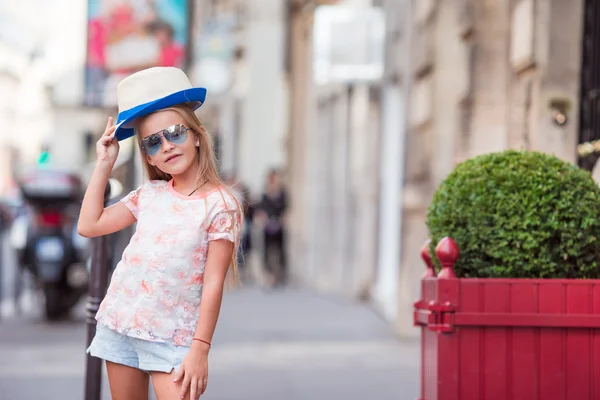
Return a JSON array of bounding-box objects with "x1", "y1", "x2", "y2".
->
[{"x1": 114, "y1": 87, "x2": 207, "y2": 141}]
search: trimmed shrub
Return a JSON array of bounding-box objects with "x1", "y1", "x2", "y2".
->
[{"x1": 426, "y1": 150, "x2": 600, "y2": 278}]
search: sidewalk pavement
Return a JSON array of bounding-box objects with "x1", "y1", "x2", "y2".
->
[{"x1": 0, "y1": 284, "x2": 420, "y2": 400}]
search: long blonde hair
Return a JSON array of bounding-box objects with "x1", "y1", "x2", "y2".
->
[{"x1": 134, "y1": 104, "x2": 242, "y2": 287}]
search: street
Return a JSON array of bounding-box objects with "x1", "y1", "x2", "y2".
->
[{"x1": 0, "y1": 234, "x2": 420, "y2": 400}]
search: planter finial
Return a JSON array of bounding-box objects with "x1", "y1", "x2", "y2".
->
[
  {"x1": 421, "y1": 239, "x2": 436, "y2": 278},
  {"x1": 435, "y1": 237, "x2": 459, "y2": 279}
]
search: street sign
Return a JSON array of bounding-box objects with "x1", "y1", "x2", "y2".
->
[
  {"x1": 37, "y1": 151, "x2": 50, "y2": 166},
  {"x1": 313, "y1": 5, "x2": 385, "y2": 85}
]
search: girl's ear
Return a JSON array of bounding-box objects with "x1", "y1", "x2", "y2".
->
[{"x1": 147, "y1": 155, "x2": 155, "y2": 166}]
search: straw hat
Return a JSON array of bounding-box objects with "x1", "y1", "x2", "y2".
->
[{"x1": 114, "y1": 67, "x2": 207, "y2": 141}]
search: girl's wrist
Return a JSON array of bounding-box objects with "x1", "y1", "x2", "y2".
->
[
  {"x1": 192, "y1": 337, "x2": 211, "y2": 346},
  {"x1": 191, "y1": 340, "x2": 211, "y2": 355},
  {"x1": 95, "y1": 159, "x2": 114, "y2": 172}
]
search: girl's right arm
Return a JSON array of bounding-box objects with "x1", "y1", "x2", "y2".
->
[{"x1": 77, "y1": 117, "x2": 136, "y2": 238}]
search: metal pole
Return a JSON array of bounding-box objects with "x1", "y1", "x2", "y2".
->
[
  {"x1": 0, "y1": 227, "x2": 3, "y2": 322},
  {"x1": 84, "y1": 184, "x2": 110, "y2": 400}
]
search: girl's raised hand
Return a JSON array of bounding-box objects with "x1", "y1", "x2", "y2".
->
[{"x1": 96, "y1": 117, "x2": 119, "y2": 166}]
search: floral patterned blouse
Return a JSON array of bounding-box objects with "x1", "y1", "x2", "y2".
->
[{"x1": 95, "y1": 179, "x2": 241, "y2": 347}]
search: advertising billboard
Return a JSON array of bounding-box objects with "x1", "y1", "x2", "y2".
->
[{"x1": 85, "y1": 0, "x2": 189, "y2": 107}]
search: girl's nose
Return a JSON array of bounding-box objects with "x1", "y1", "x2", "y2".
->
[{"x1": 161, "y1": 137, "x2": 175, "y2": 152}]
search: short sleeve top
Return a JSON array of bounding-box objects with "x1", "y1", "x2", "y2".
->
[{"x1": 95, "y1": 179, "x2": 241, "y2": 347}]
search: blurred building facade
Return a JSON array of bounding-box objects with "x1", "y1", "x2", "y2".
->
[
  {"x1": 0, "y1": 0, "x2": 57, "y2": 198},
  {"x1": 284, "y1": 0, "x2": 586, "y2": 336},
  {"x1": 194, "y1": 0, "x2": 289, "y2": 195},
  {"x1": 284, "y1": 0, "x2": 410, "y2": 329},
  {"x1": 0, "y1": 0, "x2": 590, "y2": 337}
]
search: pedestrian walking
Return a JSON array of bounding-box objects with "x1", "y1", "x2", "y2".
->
[
  {"x1": 78, "y1": 67, "x2": 243, "y2": 400},
  {"x1": 257, "y1": 169, "x2": 288, "y2": 288},
  {"x1": 0, "y1": 201, "x2": 11, "y2": 314}
]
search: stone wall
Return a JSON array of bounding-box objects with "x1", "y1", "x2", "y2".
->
[{"x1": 396, "y1": 0, "x2": 584, "y2": 334}]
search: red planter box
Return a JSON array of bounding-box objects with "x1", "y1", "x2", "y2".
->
[{"x1": 414, "y1": 237, "x2": 600, "y2": 400}]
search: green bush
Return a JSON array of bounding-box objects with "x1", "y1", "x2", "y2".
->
[{"x1": 426, "y1": 150, "x2": 600, "y2": 278}]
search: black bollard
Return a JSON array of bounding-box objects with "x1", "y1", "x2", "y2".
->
[
  {"x1": 83, "y1": 183, "x2": 111, "y2": 400},
  {"x1": 0, "y1": 228, "x2": 3, "y2": 322}
]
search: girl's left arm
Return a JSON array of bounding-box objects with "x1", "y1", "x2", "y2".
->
[
  {"x1": 173, "y1": 238, "x2": 233, "y2": 399},
  {"x1": 194, "y1": 238, "x2": 233, "y2": 345}
]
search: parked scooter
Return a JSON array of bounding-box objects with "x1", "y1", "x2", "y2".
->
[{"x1": 10, "y1": 168, "x2": 89, "y2": 320}]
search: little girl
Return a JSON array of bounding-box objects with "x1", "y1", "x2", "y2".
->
[{"x1": 78, "y1": 67, "x2": 242, "y2": 400}]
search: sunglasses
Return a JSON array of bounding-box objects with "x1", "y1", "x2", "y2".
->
[{"x1": 140, "y1": 124, "x2": 190, "y2": 156}]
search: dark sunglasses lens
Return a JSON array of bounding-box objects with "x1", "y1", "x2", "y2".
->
[
  {"x1": 143, "y1": 135, "x2": 162, "y2": 156},
  {"x1": 165, "y1": 125, "x2": 188, "y2": 144}
]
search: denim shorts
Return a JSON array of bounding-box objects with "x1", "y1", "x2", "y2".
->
[{"x1": 87, "y1": 324, "x2": 190, "y2": 373}]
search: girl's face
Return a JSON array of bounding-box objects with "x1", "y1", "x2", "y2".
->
[{"x1": 139, "y1": 110, "x2": 199, "y2": 177}]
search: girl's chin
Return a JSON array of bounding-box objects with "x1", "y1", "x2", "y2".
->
[{"x1": 158, "y1": 160, "x2": 192, "y2": 176}]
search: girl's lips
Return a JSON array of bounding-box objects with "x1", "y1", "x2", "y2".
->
[{"x1": 165, "y1": 154, "x2": 181, "y2": 163}]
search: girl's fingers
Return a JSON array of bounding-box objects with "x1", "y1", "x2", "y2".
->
[
  {"x1": 190, "y1": 379, "x2": 198, "y2": 400},
  {"x1": 106, "y1": 125, "x2": 117, "y2": 136},
  {"x1": 104, "y1": 120, "x2": 116, "y2": 137},
  {"x1": 99, "y1": 130, "x2": 118, "y2": 145},
  {"x1": 99, "y1": 136, "x2": 113, "y2": 146},
  {"x1": 104, "y1": 117, "x2": 112, "y2": 132},
  {"x1": 107, "y1": 128, "x2": 117, "y2": 141},
  {"x1": 173, "y1": 366, "x2": 185, "y2": 382},
  {"x1": 180, "y1": 374, "x2": 191, "y2": 399},
  {"x1": 201, "y1": 378, "x2": 207, "y2": 394}
]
